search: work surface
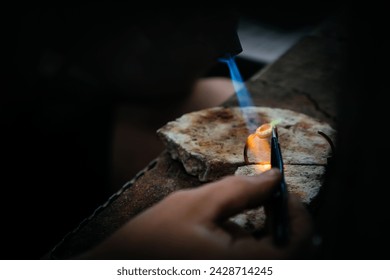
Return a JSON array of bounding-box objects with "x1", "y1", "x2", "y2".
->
[{"x1": 49, "y1": 13, "x2": 346, "y2": 259}]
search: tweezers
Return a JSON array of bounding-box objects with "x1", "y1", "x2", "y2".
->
[{"x1": 270, "y1": 126, "x2": 289, "y2": 246}]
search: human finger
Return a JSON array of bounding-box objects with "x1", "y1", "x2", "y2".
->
[
  {"x1": 193, "y1": 168, "x2": 282, "y2": 221},
  {"x1": 230, "y1": 193, "x2": 314, "y2": 259}
]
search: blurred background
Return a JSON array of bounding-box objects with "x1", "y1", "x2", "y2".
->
[{"x1": 207, "y1": 6, "x2": 337, "y2": 81}]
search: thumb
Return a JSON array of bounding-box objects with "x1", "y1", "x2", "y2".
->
[{"x1": 194, "y1": 168, "x2": 282, "y2": 221}]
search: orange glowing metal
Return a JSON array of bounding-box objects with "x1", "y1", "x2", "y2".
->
[
  {"x1": 243, "y1": 122, "x2": 277, "y2": 166},
  {"x1": 255, "y1": 123, "x2": 272, "y2": 139},
  {"x1": 245, "y1": 132, "x2": 271, "y2": 163},
  {"x1": 253, "y1": 163, "x2": 272, "y2": 173}
]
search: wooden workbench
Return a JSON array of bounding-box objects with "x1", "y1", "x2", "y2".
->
[{"x1": 48, "y1": 12, "x2": 346, "y2": 259}]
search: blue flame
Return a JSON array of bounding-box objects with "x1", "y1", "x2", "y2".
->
[
  {"x1": 219, "y1": 56, "x2": 254, "y2": 107},
  {"x1": 219, "y1": 56, "x2": 259, "y2": 133}
]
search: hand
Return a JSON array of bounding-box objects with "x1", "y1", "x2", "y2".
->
[{"x1": 80, "y1": 168, "x2": 313, "y2": 259}]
